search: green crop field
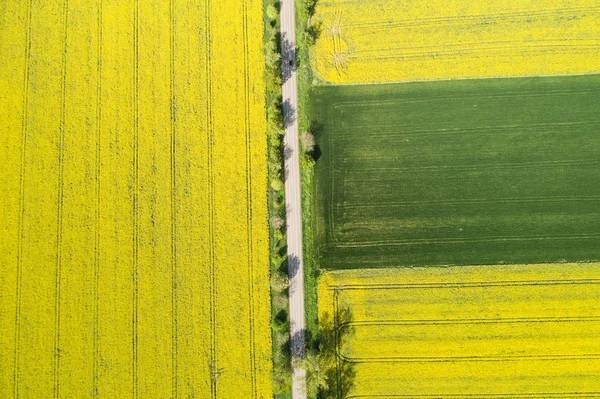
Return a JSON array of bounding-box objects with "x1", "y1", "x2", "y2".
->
[{"x1": 312, "y1": 75, "x2": 600, "y2": 269}]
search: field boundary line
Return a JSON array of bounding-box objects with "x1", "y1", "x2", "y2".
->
[
  {"x1": 54, "y1": 0, "x2": 69, "y2": 396},
  {"x1": 331, "y1": 88, "x2": 598, "y2": 108},
  {"x1": 345, "y1": 393, "x2": 600, "y2": 399},
  {"x1": 132, "y1": 0, "x2": 140, "y2": 395},
  {"x1": 336, "y1": 196, "x2": 600, "y2": 209},
  {"x1": 328, "y1": 278, "x2": 600, "y2": 291},
  {"x1": 93, "y1": 0, "x2": 102, "y2": 395},
  {"x1": 349, "y1": 44, "x2": 600, "y2": 62},
  {"x1": 333, "y1": 123, "x2": 600, "y2": 139},
  {"x1": 13, "y1": 0, "x2": 33, "y2": 395},
  {"x1": 344, "y1": 5, "x2": 600, "y2": 30},
  {"x1": 169, "y1": 0, "x2": 179, "y2": 396},
  {"x1": 339, "y1": 353, "x2": 600, "y2": 363},
  {"x1": 241, "y1": 0, "x2": 258, "y2": 396},
  {"x1": 352, "y1": 37, "x2": 600, "y2": 56},
  {"x1": 204, "y1": 0, "x2": 217, "y2": 396},
  {"x1": 335, "y1": 120, "x2": 600, "y2": 133},
  {"x1": 318, "y1": 69, "x2": 600, "y2": 87},
  {"x1": 328, "y1": 128, "x2": 336, "y2": 235},
  {"x1": 333, "y1": 159, "x2": 600, "y2": 174},
  {"x1": 334, "y1": 290, "x2": 342, "y2": 399},
  {"x1": 338, "y1": 316, "x2": 600, "y2": 328},
  {"x1": 332, "y1": 233, "x2": 600, "y2": 248}
]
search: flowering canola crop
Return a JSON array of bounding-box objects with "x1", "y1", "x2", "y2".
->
[
  {"x1": 319, "y1": 263, "x2": 600, "y2": 398},
  {"x1": 0, "y1": 0, "x2": 272, "y2": 397},
  {"x1": 313, "y1": 0, "x2": 600, "y2": 83}
]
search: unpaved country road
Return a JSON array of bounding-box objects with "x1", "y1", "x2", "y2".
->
[{"x1": 280, "y1": 0, "x2": 307, "y2": 397}]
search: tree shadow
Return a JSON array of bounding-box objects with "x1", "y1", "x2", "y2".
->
[
  {"x1": 317, "y1": 307, "x2": 356, "y2": 398},
  {"x1": 291, "y1": 306, "x2": 357, "y2": 398},
  {"x1": 306, "y1": 0, "x2": 318, "y2": 17},
  {"x1": 308, "y1": 120, "x2": 325, "y2": 162},
  {"x1": 283, "y1": 163, "x2": 289, "y2": 182},
  {"x1": 291, "y1": 328, "x2": 307, "y2": 359},
  {"x1": 283, "y1": 98, "x2": 296, "y2": 129},
  {"x1": 281, "y1": 31, "x2": 298, "y2": 84},
  {"x1": 284, "y1": 142, "x2": 294, "y2": 160},
  {"x1": 274, "y1": 309, "x2": 289, "y2": 331},
  {"x1": 287, "y1": 254, "x2": 301, "y2": 280}
]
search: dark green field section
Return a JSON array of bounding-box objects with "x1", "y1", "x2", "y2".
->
[{"x1": 312, "y1": 75, "x2": 600, "y2": 269}]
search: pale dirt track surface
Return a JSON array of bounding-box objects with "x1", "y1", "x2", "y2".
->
[{"x1": 280, "y1": 0, "x2": 307, "y2": 397}]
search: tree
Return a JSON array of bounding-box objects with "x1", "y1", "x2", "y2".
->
[
  {"x1": 266, "y1": 4, "x2": 279, "y2": 21},
  {"x1": 300, "y1": 131, "x2": 315, "y2": 152},
  {"x1": 272, "y1": 345, "x2": 292, "y2": 393},
  {"x1": 270, "y1": 215, "x2": 285, "y2": 230},
  {"x1": 271, "y1": 272, "x2": 289, "y2": 291},
  {"x1": 270, "y1": 178, "x2": 284, "y2": 192},
  {"x1": 296, "y1": 351, "x2": 330, "y2": 396}
]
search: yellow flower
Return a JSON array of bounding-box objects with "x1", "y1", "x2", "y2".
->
[
  {"x1": 319, "y1": 263, "x2": 600, "y2": 397},
  {"x1": 313, "y1": 0, "x2": 600, "y2": 83},
  {"x1": 0, "y1": 0, "x2": 272, "y2": 397}
]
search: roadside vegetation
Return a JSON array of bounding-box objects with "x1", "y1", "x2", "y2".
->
[
  {"x1": 265, "y1": 0, "x2": 334, "y2": 396},
  {"x1": 264, "y1": 0, "x2": 292, "y2": 396},
  {"x1": 298, "y1": 0, "x2": 600, "y2": 398},
  {"x1": 294, "y1": 0, "x2": 331, "y2": 397},
  {"x1": 296, "y1": 0, "x2": 320, "y2": 334}
]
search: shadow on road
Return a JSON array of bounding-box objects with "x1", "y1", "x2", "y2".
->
[
  {"x1": 284, "y1": 143, "x2": 294, "y2": 160},
  {"x1": 281, "y1": 31, "x2": 299, "y2": 84},
  {"x1": 293, "y1": 307, "x2": 356, "y2": 398},
  {"x1": 283, "y1": 98, "x2": 297, "y2": 129},
  {"x1": 287, "y1": 254, "x2": 301, "y2": 280},
  {"x1": 291, "y1": 328, "x2": 307, "y2": 358}
]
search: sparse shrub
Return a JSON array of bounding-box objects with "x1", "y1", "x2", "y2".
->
[
  {"x1": 272, "y1": 291, "x2": 289, "y2": 310},
  {"x1": 300, "y1": 131, "x2": 315, "y2": 152},
  {"x1": 271, "y1": 215, "x2": 285, "y2": 229}
]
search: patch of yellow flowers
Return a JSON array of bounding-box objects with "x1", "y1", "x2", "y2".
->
[
  {"x1": 313, "y1": 0, "x2": 600, "y2": 83},
  {"x1": 0, "y1": 0, "x2": 272, "y2": 397},
  {"x1": 319, "y1": 263, "x2": 600, "y2": 397}
]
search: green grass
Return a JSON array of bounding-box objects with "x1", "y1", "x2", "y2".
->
[
  {"x1": 312, "y1": 75, "x2": 600, "y2": 269},
  {"x1": 296, "y1": 0, "x2": 319, "y2": 340}
]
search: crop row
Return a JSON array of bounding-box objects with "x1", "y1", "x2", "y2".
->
[
  {"x1": 0, "y1": 0, "x2": 271, "y2": 397},
  {"x1": 318, "y1": 264, "x2": 600, "y2": 398}
]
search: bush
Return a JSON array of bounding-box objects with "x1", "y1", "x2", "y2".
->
[
  {"x1": 270, "y1": 178, "x2": 284, "y2": 192},
  {"x1": 272, "y1": 347, "x2": 292, "y2": 393},
  {"x1": 300, "y1": 131, "x2": 315, "y2": 152},
  {"x1": 271, "y1": 253, "x2": 286, "y2": 268},
  {"x1": 272, "y1": 291, "x2": 288, "y2": 310},
  {"x1": 266, "y1": 4, "x2": 279, "y2": 21},
  {"x1": 294, "y1": 351, "x2": 329, "y2": 397},
  {"x1": 271, "y1": 272, "x2": 289, "y2": 291}
]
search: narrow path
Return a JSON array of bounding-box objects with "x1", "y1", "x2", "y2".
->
[{"x1": 280, "y1": 0, "x2": 307, "y2": 397}]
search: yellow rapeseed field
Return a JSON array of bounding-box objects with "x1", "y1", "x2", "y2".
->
[
  {"x1": 0, "y1": 0, "x2": 272, "y2": 397},
  {"x1": 313, "y1": 0, "x2": 600, "y2": 83},
  {"x1": 319, "y1": 264, "x2": 600, "y2": 398}
]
